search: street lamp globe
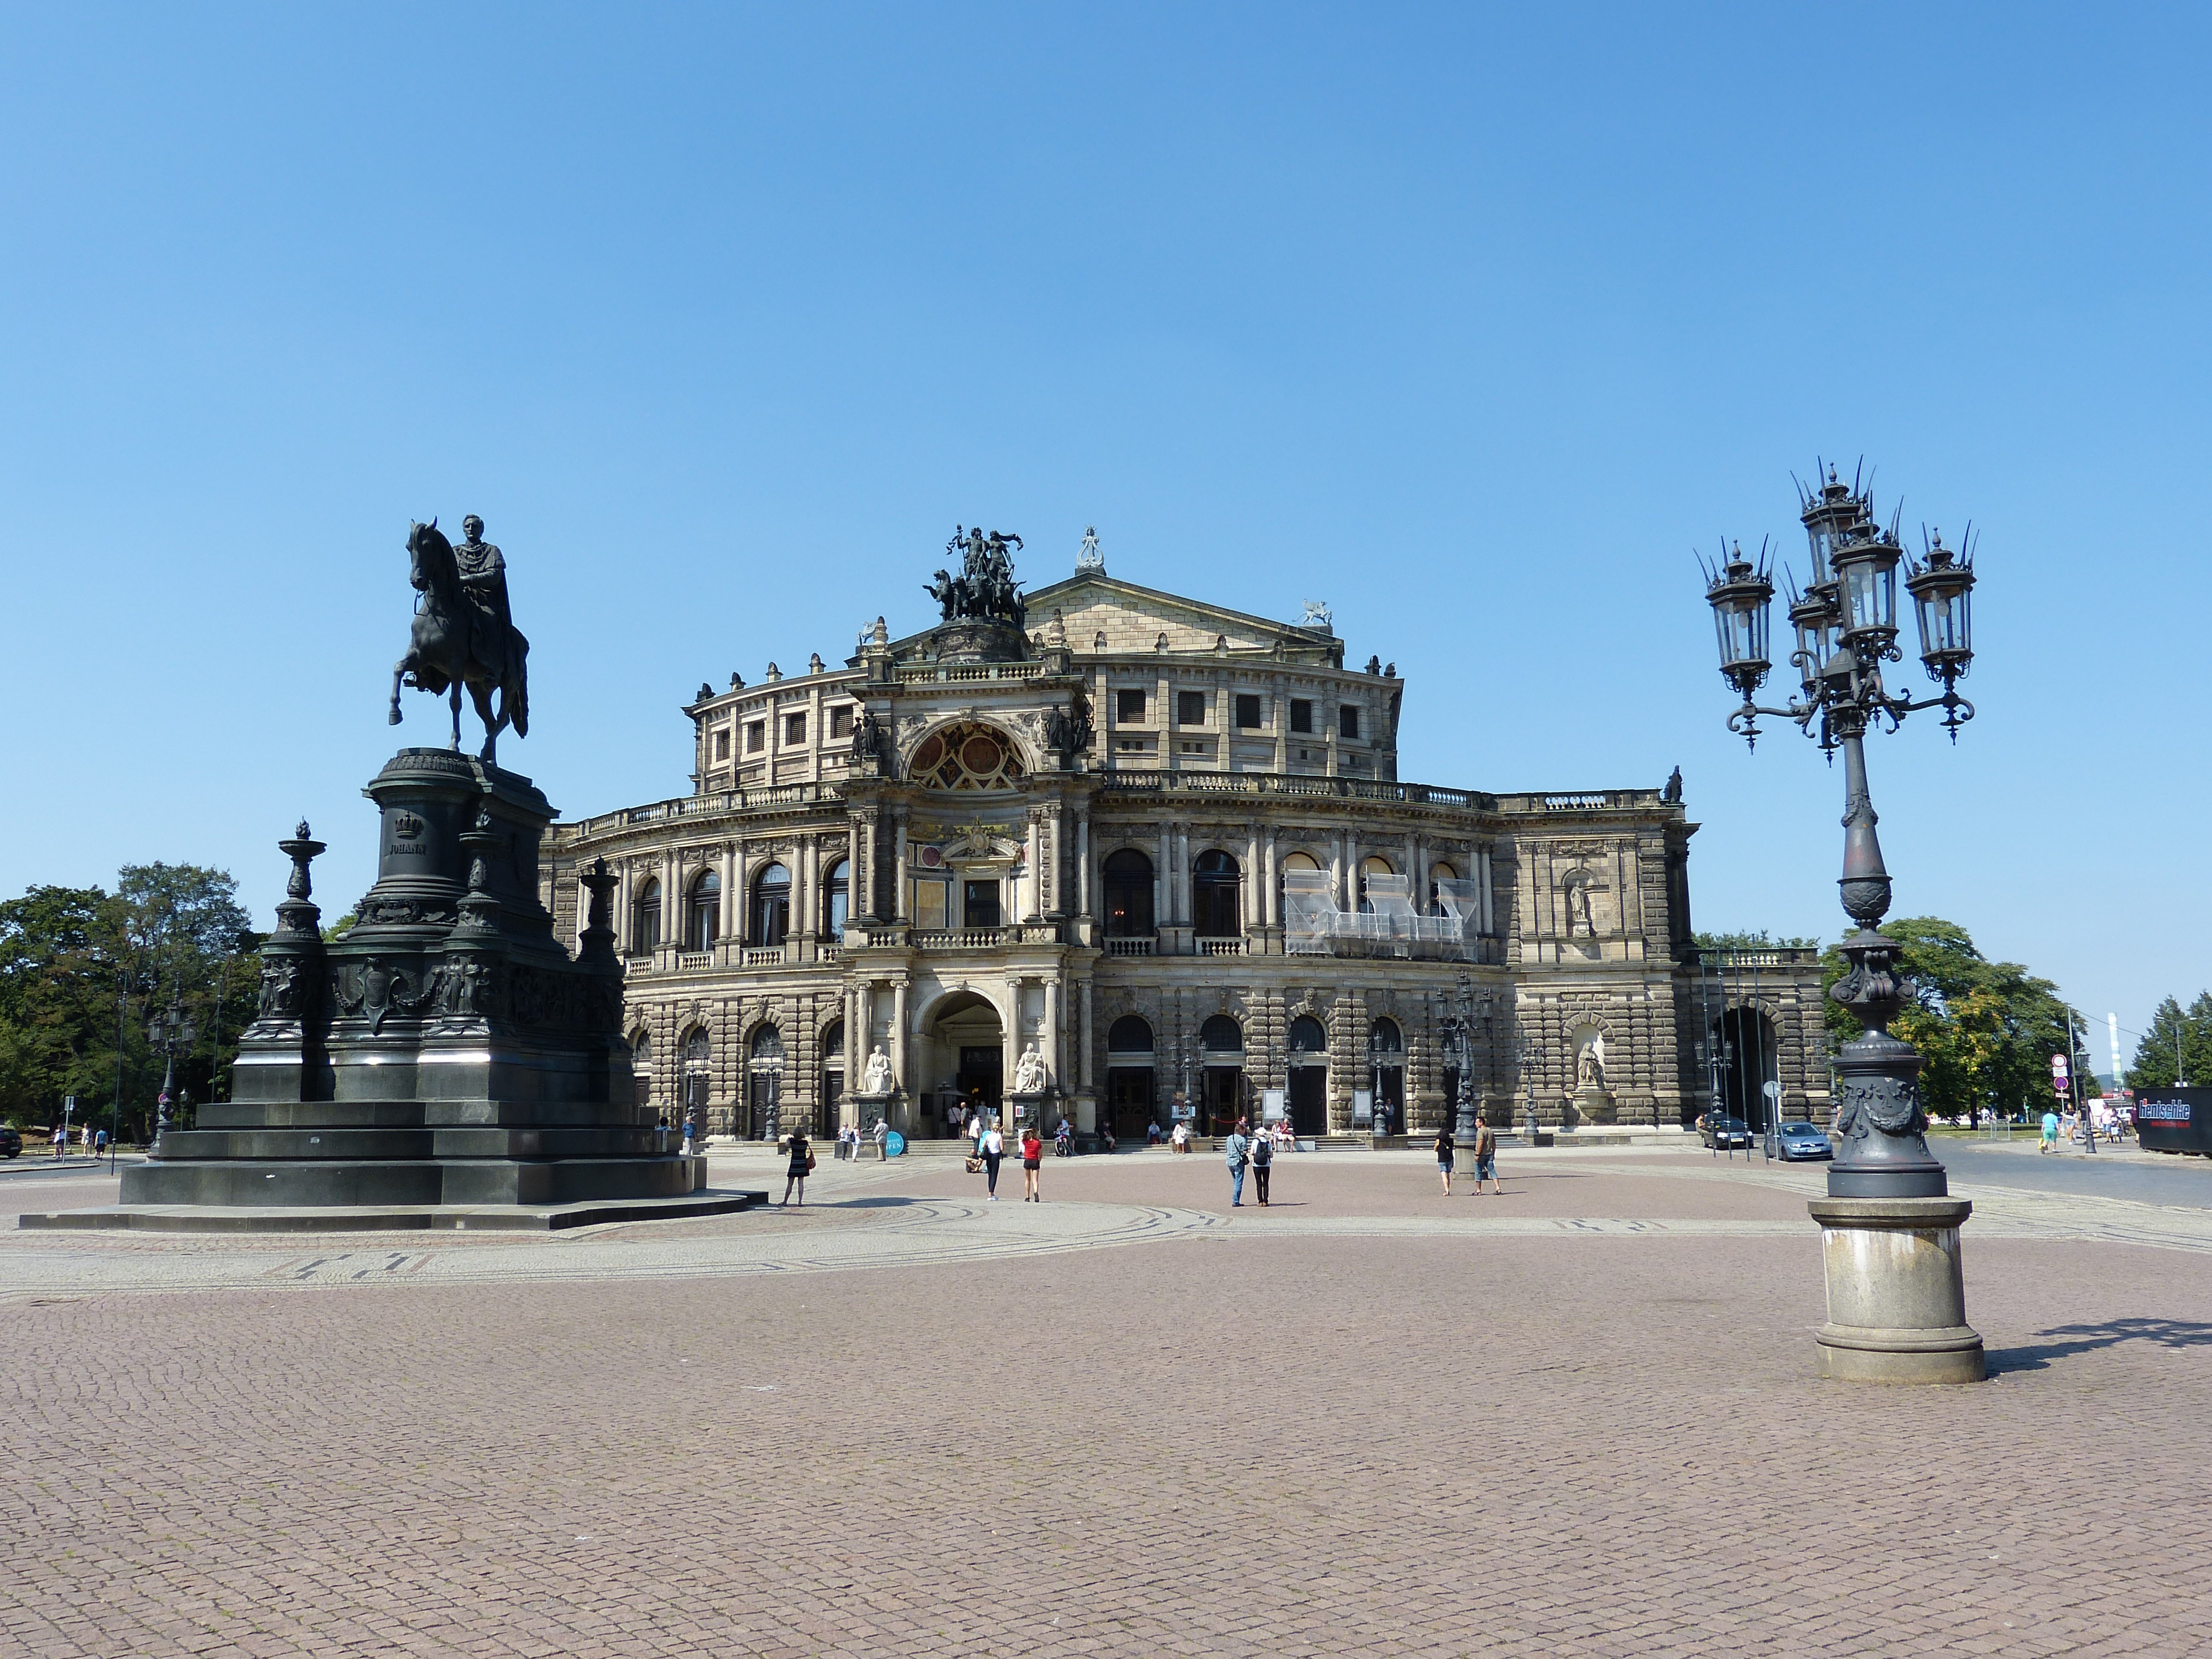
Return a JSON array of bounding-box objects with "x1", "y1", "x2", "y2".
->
[
  {"x1": 1704, "y1": 540, "x2": 1775, "y2": 700},
  {"x1": 1906, "y1": 529, "x2": 1975, "y2": 683},
  {"x1": 1830, "y1": 526, "x2": 1904, "y2": 651}
]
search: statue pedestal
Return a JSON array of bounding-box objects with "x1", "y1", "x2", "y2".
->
[
  {"x1": 1807, "y1": 1197, "x2": 1984, "y2": 1384},
  {"x1": 852, "y1": 1089, "x2": 898, "y2": 1141},
  {"x1": 1572, "y1": 1084, "x2": 1617, "y2": 1127},
  {"x1": 1006, "y1": 1091, "x2": 1048, "y2": 1131},
  {"x1": 48, "y1": 749, "x2": 754, "y2": 1230}
]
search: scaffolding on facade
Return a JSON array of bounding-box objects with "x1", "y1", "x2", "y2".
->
[{"x1": 1283, "y1": 870, "x2": 1476, "y2": 959}]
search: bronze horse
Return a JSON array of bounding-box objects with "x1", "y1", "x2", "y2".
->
[{"x1": 388, "y1": 519, "x2": 529, "y2": 765}]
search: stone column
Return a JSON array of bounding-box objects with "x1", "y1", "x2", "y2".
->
[
  {"x1": 1156, "y1": 822, "x2": 1173, "y2": 928},
  {"x1": 720, "y1": 842, "x2": 739, "y2": 952},
  {"x1": 891, "y1": 980, "x2": 909, "y2": 1091},
  {"x1": 1004, "y1": 976, "x2": 1024, "y2": 1101},
  {"x1": 847, "y1": 813, "x2": 867, "y2": 921},
  {"x1": 893, "y1": 808, "x2": 910, "y2": 924},
  {"x1": 1244, "y1": 825, "x2": 1261, "y2": 929},
  {"x1": 1025, "y1": 814, "x2": 1042, "y2": 921},
  {"x1": 1076, "y1": 812, "x2": 1091, "y2": 916},
  {"x1": 1264, "y1": 828, "x2": 1281, "y2": 927},
  {"x1": 1044, "y1": 977, "x2": 1062, "y2": 1095}
]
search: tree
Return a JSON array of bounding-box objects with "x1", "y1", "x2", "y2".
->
[
  {"x1": 2126, "y1": 994, "x2": 2212, "y2": 1090},
  {"x1": 0, "y1": 865, "x2": 259, "y2": 1140},
  {"x1": 1694, "y1": 928, "x2": 1820, "y2": 952},
  {"x1": 0, "y1": 885, "x2": 129, "y2": 1127},
  {"x1": 1819, "y1": 917, "x2": 2085, "y2": 1124}
]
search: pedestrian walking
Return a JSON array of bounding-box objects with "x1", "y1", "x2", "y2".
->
[
  {"x1": 1225, "y1": 1117, "x2": 1252, "y2": 1207},
  {"x1": 93, "y1": 1127, "x2": 108, "y2": 1159},
  {"x1": 872, "y1": 1117, "x2": 889, "y2": 1159},
  {"x1": 1021, "y1": 1126, "x2": 1044, "y2": 1201},
  {"x1": 1434, "y1": 1123, "x2": 1455, "y2": 1196},
  {"x1": 980, "y1": 1121, "x2": 1005, "y2": 1199},
  {"x1": 680, "y1": 1110, "x2": 698, "y2": 1158},
  {"x1": 2039, "y1": 1108, "x2": 2059, "y2": 1154},
  {"x1": 778, "y1": 1129, "x2": 815, "y2": 1206},
  {"x1": 51, "y1": 1122, "x2": 66, "y2": 1159},
  {"x1": 1473, "y1": 1119, "x2": 1500, "y2": 1194},
  {"x1": 1250, "y1": 1120, "x2": 1274, "y2": 1206}
]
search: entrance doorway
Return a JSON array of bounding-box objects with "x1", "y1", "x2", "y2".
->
[
  {"x1": 1107, "y1": 1067, "x2": 1155, "y2": 1139},
  {"x1": 1288, "y1": 1014, "x2": 1329, "y2": 1134},
  {"x1": 1714, "y1": 1008, "x2": 1781, "y2": 1130},
  {"x1": 927, "y1": 989, "x2": 1007, "y2": 1126},
  {"x1": 959, "y1": 1045, "x2": 1004, "y2": 1117}
]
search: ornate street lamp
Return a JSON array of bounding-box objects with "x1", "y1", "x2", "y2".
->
[
  {"x1": 1699, "y1": 461, "x2": 1985, "y2": 1384},
  {"x1": 147, "y1": 978, "x2": 197, "y2": 1143}
]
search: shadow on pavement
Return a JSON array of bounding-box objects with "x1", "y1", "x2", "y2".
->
[{"x1": 1989, "y1": 1316, "x2": 2212, "y2": 1374}]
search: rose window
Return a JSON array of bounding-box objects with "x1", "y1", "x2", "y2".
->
[{"x1": 909, "y1": 723, "x2": 1025, "y2": 790}]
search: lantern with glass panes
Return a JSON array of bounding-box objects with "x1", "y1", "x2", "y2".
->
[
  {"x1": 147, "y1": 979, "x2": 197, "y2": 1137},
  {"x1": 1695, "y1": 461, "x2": 1983, "y2": 1202}
]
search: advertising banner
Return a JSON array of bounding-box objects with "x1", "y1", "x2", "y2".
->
[{"x1": 2135, "y1": 1088, "x2": 2212, "y2": 1156}]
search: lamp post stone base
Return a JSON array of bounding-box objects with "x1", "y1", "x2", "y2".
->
[{"x1": 1807, "y1": 1196, "x2": 1985, "y2": 1385}]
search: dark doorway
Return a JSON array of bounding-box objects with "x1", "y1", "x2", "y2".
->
[
  {"x1": 959, "y1": 1044, "x2": 1004, "y2": 1115},
  {"x1": 1714, "y1": 1009, "x2": 1780, "y2": 1130},
  {"x1": 1108, "y1": 1067, "x2": 1155, "y2": 1138},
  {"x1": 1289, "y1": 1066, "x2": 1327, "y2": 1135},
  {"x1": 963, "y1": 880, "x2": 1001, "y2": 930},
  {"x1": 1192, "y1": 850, "x2": 1240, "y2": 937},
  {"x1": 1202, "y1": 1067, "x2": 1244, "y2": 1134}
]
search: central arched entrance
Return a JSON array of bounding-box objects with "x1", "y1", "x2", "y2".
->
[
  {"x1": 1199, "y1": 1014, "x2": 1245, "y2": 1134},
  {"x1": 1106, "y1": 1014, "x2": 1156, "y2": 1140},
  {"x1": 923, "y1": 989, "x2": 1006, "y2": 1127}
]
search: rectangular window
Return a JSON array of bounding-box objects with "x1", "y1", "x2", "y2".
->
[
  {"x1": 1234, "y1": 693, "x2": 1261, "y2": 729},
  {"x1": 963, "y1": 879, "x2": 1001, "y2": 928},
  {"x1": 829, "y1": 705, "x2": 853, "y2": 739},
  {"x1": 713, "y1": 729, "x2": 731, "y2": 760},
  {"x1": 1290, "y1": 698, "x2": 1313, "y2": 734},
  {"x1": 912, "y1": 879, "x2": 948, "y2": 930},
  {"x1": 745, "y1": 721, "x2": 765, "y2": 753},
  {"x1": 1177, "y1": 690, "x2": 1206, "y2": 726},
  {"x1": 785, "y1": 712, "x2": 807, "y2": 744},
  {"x1": 1340, "y1": 704, "x2": 1361, "y2": 740},
  {"x1": 1115, "y1": 688, "x2": 1147, "y2": 723}
]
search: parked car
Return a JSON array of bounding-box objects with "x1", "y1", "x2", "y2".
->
[
  {"x1": 0, "y1": 1124, "x2": 21, "y2": 1159},
  {"x1": 1776, "y1": 1120, "x2": 1833, "y2": 1161},
  {"x1": 1699, "y1": 1113, "x2": 1752, "y2": 1150}
]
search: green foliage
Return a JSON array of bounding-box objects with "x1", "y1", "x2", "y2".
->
[
  {"x1": 1694, "y1": 928, "x2": 1820, "y2": 951},
  {"x1": 1819, "y1": 917, "x2": 2086, "y2": 1122},
  {"x1": 323, "y1": 911, "x2": 357, "y2": 942},
  {"x1": 2126, "y1": 994, "x2": 2212, "y2": 1089},
  {"x1": 0, "y1": 865, "x2": 259, "y2": 1138}
]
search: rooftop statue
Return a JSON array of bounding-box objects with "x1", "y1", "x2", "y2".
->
[
  {"x1": 926, "y1": 525, "x2": 1027, "y2": 630},
  {"x1": 389, "y1": 515, "x2": 531, "y2": 766}
]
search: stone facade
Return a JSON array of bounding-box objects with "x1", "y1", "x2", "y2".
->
[{"x1": 543, "y1": 561, "x2": 1830, "y2": 1141}]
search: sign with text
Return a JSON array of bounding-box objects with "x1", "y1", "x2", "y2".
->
[{"x1": 2135, "y1": 1089, "x2": 2212, "y2": 1155}]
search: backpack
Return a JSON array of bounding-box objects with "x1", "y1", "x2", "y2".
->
[{"x1": 1251, "y1": 1135, "x2": 1272, "y2": 1167}]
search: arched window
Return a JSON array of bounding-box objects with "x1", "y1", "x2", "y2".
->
[
  {"x1": 1102, "y1": 849, "x2": 1155, "y2": 937},
  {"x1": 1288, "y1": 1015, "x2": 1327, "y2": 1054},
  {"x1": 1192, "y1": 849, "x2": 1240, "y2": 937},
  {"x1": 908, "y1": 723, "x2": 1026, "y2": 791},
  {"x1": 687, "y1": 870, "x2": 720, "y2": 952},
  {"x1": 632, "y1": 879, "x2": 661, "y2": 953},
  {"x1": 1428, "y1": 860, "x2": 1458, "y2": 913},
  {"x1": 1108, "y1": 1015, "x2": 1154, "y2": 1053},
  {"x1": 1369, "y1": 1017, "x2": 1402, "y2": 1055},
  {"x1": 682, "y1": 1027, "x2": 711, "y2": 1068},
  {"x1": 822, "y1": 858, "x2": 850, "y2": 938},
  {"x1": 1358, "y1": 855, "x2": 1394, "y2": 915},
  {"x1": 1200, "y1": 1014, "x2": 1244, "y2": 1053},
  {"x1": 752, "y1": 862, "x2": 791, "y2": 945},
  {"x1": 820, "y1": 1019, "x2": 844, "y2": 1060},
  {"x1": 750, "y1": 1025, "x2": 784, "y2": 1062},
  {"x1": 630, "y1": 1027, "x2": 654, "y2": 1107}
]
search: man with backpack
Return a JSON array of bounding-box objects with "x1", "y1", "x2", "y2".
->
[
  {"x1": 1249, "y1": 1119, "x2": 1274, "y2": 1206},
  {"x1": 1224, "y1": 1117, "x2": 1252, "y2": 1208}
]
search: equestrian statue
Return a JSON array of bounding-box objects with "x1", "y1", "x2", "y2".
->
[{"x1": 389, "y1": 514, "x2": 531, "y2": 766}]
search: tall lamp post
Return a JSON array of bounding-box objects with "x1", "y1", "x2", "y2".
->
[
  {"x1": 1701, "y1": 463, "x2": 1985, "y2": 1384},
  {"x1": 147, "y1": 976, "x2": 197, "y2": 1147}
]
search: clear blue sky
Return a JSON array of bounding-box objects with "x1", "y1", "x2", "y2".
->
[{"x1": 2, "y1": 6, "x2": 2203, "y2": 1073}]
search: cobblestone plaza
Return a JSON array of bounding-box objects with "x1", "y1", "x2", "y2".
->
[{"x1": 7, "y1": 1145, "x2": 2209, "y2": 1657}]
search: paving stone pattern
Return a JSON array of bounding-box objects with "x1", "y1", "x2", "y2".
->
[{"x1": 5, "y1": 1153, "x2": 2211, "y2": 1656}]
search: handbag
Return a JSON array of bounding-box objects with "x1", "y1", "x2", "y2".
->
[{"x1": 806, "y1": 1152, "x2": 817, "y2": 1173}]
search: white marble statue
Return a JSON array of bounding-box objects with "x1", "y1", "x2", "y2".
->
[
  {"x1": 1577, "y1": 1047, "x2": 1606, "y2": 1090},
  {"x1": 862, "y1": 1045, "x2": 894, "y2": 1095},
  {"x1": 1012, "y1": 1042, "x2": 1048, "y2": 1094}
]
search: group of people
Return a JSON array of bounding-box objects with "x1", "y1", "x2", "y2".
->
[
  {"x1": 48, "y1": 1123, "x2": 106, "y2": 1157},
  {"x1": 962, "y1": 1111, "x2": 1046, "y2": 1201},
  {"x1": 1432, "y1": 1120, "x2": 1500, "y2": 1195},
  {"x1": 1220, "y1": 1117, "x2": 1277, "y2": 1206}
]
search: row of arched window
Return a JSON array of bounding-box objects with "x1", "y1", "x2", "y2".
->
[
  {"x1": 1104, "y1": 1012, "x2": 1402, "y2": 1056},
  {"x1": 1100, "y1": 848, "x2": 1460, "y2": 938},
  {"x1": 631, "y1": 859, "x2": 851, "y2": 954}
]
